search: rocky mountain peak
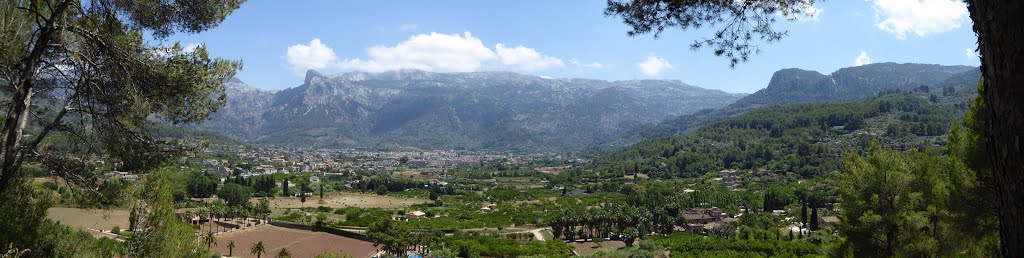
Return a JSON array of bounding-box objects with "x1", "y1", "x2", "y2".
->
[
  {"x1": 764, "y1": 68, "x2": 829, "y2": 91},
  {"x1": 304, "y1": 69, "x2": 325, "y2": 85}
]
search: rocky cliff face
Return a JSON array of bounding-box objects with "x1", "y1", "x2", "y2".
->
[
  {"x1": 199, "y1": 70, "x2": 745, "y2": 152},
  {"x1": 729, "y1": 63, "x2": 976, "y2": 109}
]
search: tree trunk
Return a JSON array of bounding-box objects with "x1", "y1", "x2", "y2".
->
[
  {"x1": 968, "y1": 1, "x2": 1024, "y2": 257},
  {"x1": 0, "y1": 0, "x2": 72, "y2": 193}
]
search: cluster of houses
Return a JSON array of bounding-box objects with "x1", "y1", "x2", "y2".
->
[
  {"x1": 715, "y1": 169, "x2": 742, "y2": 190},
  {"x1": 102, "y1": 171, "x2": 138, "y2": 181},
  {"x1": 189, "y1": 144, "x2": 538, "y2": 179},
  {"x1": 676, "y1": 207, "x2": 841, "y2": 234},
  {"x1": 677, "y1": 208, "x2": 736, "y2": 233}
]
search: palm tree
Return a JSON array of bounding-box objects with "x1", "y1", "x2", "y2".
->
[
  {"x1": 202, "y1": 231, "x2": 218, "y2": 250},
  {"x1": 199, "y1": 209, "x2": 210, "y2": 232},
  {"x1": 275, "y1": 248, "x2": 291, "y2": 258},
  {"x1": 250, "y1": 241, "x2": 267, "y2": 258},
  {"x1": 227, "y1": 241, "x2": 236, "y2": 257}
]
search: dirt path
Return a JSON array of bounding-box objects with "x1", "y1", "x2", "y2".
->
[{"x1": 530, "y1": 228, "x2": 549, "y2": 241}]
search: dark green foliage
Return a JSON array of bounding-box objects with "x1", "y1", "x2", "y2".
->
[
  {"x1": 945, "y1": 80, "x2": 1000, "y2": 253},
  {"x1": 761, "y1": 188, "x2": 793, "y2": 212},
  {"x1": 809, "y1": 208, "x2": 818, "y2": 231},
  {"x1": 366, "y1": 219, "x2": 411, "y2": 256},
  {"x1": 800, "y1": 199, "x2": 808, "y2": 227},
  {"x1": 129, "y1": 207, "x2": 138, "y2": 231},
  {"x1": 125, "y1": 168, "x2": 205, "y2": 257},
  {"x1": 186, "y1": 171, "x2": 219, "y2": 198},
  {"x1": 281, "y1": 178, "x2": 290, "y2": 197},
  {"x1": 0, "y1": 0, "x2": 244, "y2": 194},
  {"x1": 250, "y1": 176, "x2": 276, "y2": 197},
  {"x1": 623, "y1": 227, "x2": 639, "y2": 247},
  {"x1": 605, "y1": 0, "x2": 810, "y2": 66},
  {"x1": 738, "y1": 213, "x2": 777, "y2": 230},
  {"x1": 1, "y1": 0, "x2": 239, "y2": 255},
  {"x1": 0, "y1": 181, "x2": 55, "y2": 256},
  {"x1": 445, "y1": 234, "x2": 572, "y2": 257},
  {"x1": 217, "y1": 183, "x2": 251, "y2": 207},
  {"x1": 647, "y1": 233, "x2": 821, "y2": 257},
  {"x1": 837, "y1": 80, "x2": 998, "y2": 257},
  {"x1": 839, "y1": 143, "x2": 996, "y2": 256},
  {"x1": 595, "y1": 91, "x2": 967, "y2": 180},
  {"x1": 547, "y1": 186, "x2": 742, "y2": 242}
]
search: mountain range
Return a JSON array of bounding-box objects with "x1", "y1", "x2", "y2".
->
[
  {"x1": 198, "y1": 70, "x2": 745, "y2": 152},
  {"x1": 591, "y1": 63, "x2": 980, "y2": 152},
  {"x1": 198, "y1": 63, "x2": 978, "y2": 153}
]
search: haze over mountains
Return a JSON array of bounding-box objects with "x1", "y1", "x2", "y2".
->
[
  {"x1": 198, "y1": 63, "x2": 978, "y2": 153},
  {"x1": 199, "y1": 70, "x2": 745, "y2": 152}
]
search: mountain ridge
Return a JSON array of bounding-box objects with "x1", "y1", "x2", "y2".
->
[
  {"x1": 198, "y1": 69, "x2": 746, "y2": 152},
  {"x1": 590, "y1": 63, "x2": 979, "y2": 153}
]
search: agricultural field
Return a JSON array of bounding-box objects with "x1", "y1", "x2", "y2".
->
[
  {"x1": 570, "y1": 240, "x2": 627, "y2": 256},
  {"x1": 210, "y1": 224, "x2": 377, "y2": 258},
  {"x1": 47, "y1": 207, "x2": 130, "y2": 231},
  {"x1": 268, "y1": 192, "x2": 427, "y2": 209}
]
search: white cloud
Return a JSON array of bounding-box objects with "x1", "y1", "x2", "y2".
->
[
  {"x1": 571, "y1": 58, "x2": 604, "y2": 69},
  {"x1": 399, "y1": 23, "x2": 419, "y2": 31},
  {"x1": 339, "y1": 32, "x2": 497, "y2": 73},
  {"x1": 637, "y1": 54, "x2": 672, "y2": 76},
  {"x1": 965, "y1": 48, "x2": 977, "y2": 59},
  {"x1": 870, "y1": 0, "x2": 968, "y2": 39},
  {"x1": 183, "y1": 43, "x2": 202, "y2": 53},
  {"x1": 855, "y1": 50, "x2": 872, "y2": 66},
  {"x1": 336, "y1": 32, "x2": 567, "y2": 73},
  {"x1": 495, "y1": 43, "x2": 565, "y2": 71},
  {"x1": 286, "y1": 38, "x2": 338, "y2": 76}
]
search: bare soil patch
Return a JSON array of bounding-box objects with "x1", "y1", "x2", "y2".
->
[
  {"x1": 47, "y1": 207, "x2": 130, "y2": 231},
  {"x1": 392, "y1": 168, "x2": 442, "y2": 180},
  {"x1": 269, "y1": 192, "x2": 426, "y2": 209},
  {"x1": 536, "y1": 166, "x2": 570, "y2": 174},
  {"x1": 570, "y1": 240, "x2": 627, "y2": 256},
  {"x1": 212, "y1": 224, "x2": 376, "y2": 258}
]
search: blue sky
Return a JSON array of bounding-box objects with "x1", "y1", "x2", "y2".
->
[{"x1": 162, "y1": 0, "x2": 979, "y2": 93}]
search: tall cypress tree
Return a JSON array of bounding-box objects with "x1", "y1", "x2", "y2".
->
[
  {"x1": 800, "y1": 199, "x2": 808, "y2": 227},
  {"x1": 282, "y1": 179, "x2": 290, "y2": 197},
  {"x1": 810, "y1": 207, "x2": 820, "y2": 231}
]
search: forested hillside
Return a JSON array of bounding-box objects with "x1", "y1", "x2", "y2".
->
[
  {"x1": 593, "y1": 83, "x2": 976, "y2": 179},
  {"x1": 592, "y1": 63, "x2": 979, "y2": 154}
]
